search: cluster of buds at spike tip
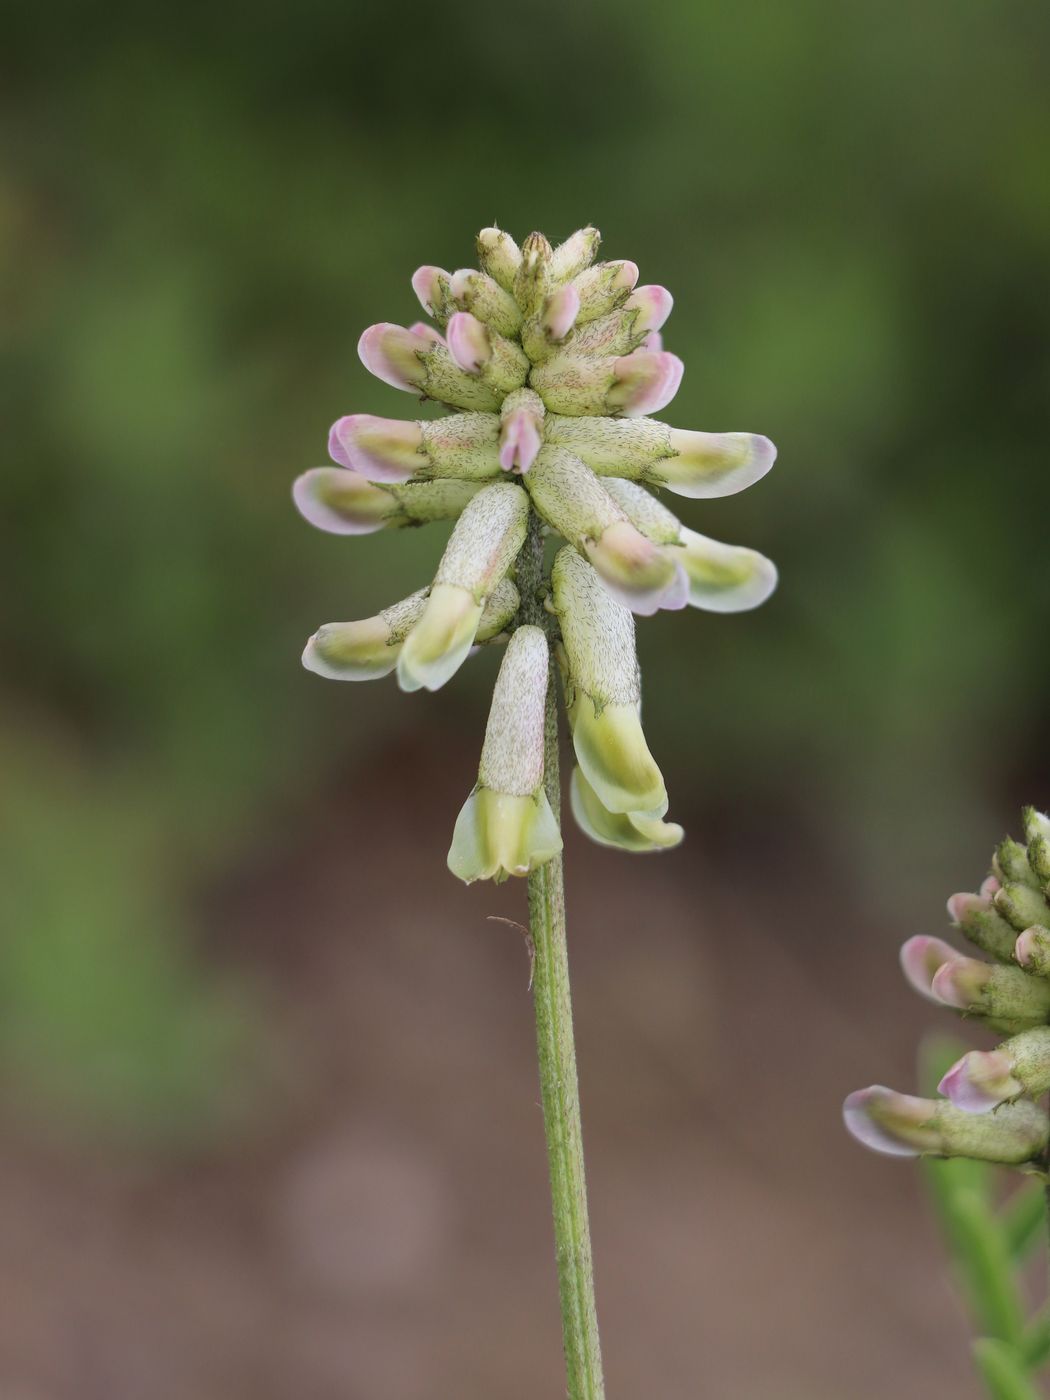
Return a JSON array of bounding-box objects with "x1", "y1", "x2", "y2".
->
[
  {"x1": 292, "y1": 226, "x2": 777, "y2": 881},
  {"x1": 845, "y1": 807, "x2": 1050, "y2": 1164}
]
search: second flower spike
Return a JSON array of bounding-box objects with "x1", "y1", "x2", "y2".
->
[{"x1": 448, "y1": 626, "x2": 563, "y2": 884}]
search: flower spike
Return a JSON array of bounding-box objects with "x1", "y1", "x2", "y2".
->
[{"x1": 296, "y1": 224, "x2": 775, "y2": 861}]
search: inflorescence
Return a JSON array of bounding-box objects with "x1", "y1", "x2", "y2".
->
[
  {"x1": 293, "y1": 226, "x2": 778, "y2": 883},
  {"x1": 845, "y1": 807, "x2": 1050, "y2": 1166}
]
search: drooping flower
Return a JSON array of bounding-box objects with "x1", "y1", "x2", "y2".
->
[{"x1": 293, "y1": 226, "x2": 778, "y2": 879}]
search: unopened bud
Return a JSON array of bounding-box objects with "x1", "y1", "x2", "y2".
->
[
  {"x1": 476, "y1": 227, "x2": 522, "y2": 292},
  {"x1": 411, "y1": 266, "x2": 453, "y2": 324},
  {"x1": 544, "y1": 418, "x2": 777, "y2": 499},
  {"x1": 566, "y1": 285, "x2": 673, "y2": 358},
  {"x1": 448, "y1": 268, "x2": 523, "y2": 339},
  {"x1": 293, "y1": 468, "x2": 481, "y2": 535},
  {"x1": 899, "y1": 934, "x2": 960, "y2": 1002},
  {"x1": 931, "y1": 955, "x2": 1050, "y2": 1028},
  {"x1": 526, "y1": 448, "x2": 687, "y2": 615},
  {"x1": 996, "y1": 881, "x2": 1050, "y2": 934},
  {"x1": 550, "y1": 226, "x2": 601, "y2": 283},
  {"x1": 407, "y1": 321, "x2": 444, "y2": 345},
  {"x1": 843, "y1": 1085, "x2": 1048, "y2": 1163},
  {"x1": 1015, "y1": 925, "x2": 1050, "y2": 976},
  {"x1": 545, "y1": 284, "x2": 582, "y2": 340},
  {"x1": 358, "y1": 322, "x2": 502, "y2": 412},
  {"x1": 329, "y1": 415, "x2": 424, "y2": 483},
  {"x1": 570, "y1": 767, "x2": 683, "y2": 853},
  {"x1": 995, "y1": 836, "x2": 1041, "y2": 889},
  {"x1": 499, "y1": 388, "x2": 544, "y2": 474},
  {"x1": 514, "y1": 232, "x2": 553, "y2": 315},
  {"x1": 1022, "y1": 808, "x2": 1050, "y2": 884},
  {"x1": 551, "y1": 546, "x2": 668, "y2": 815},
  {"x1": 447, "y1": 626, "x2": 562, "y2": 884},
  {"x1": 530, "y1": 350, "x2": 682, "y2": 418},
  {"x1": 571, "y1": 260, "x2": 639, "y2": 324},
  {"x1": 940, "y1": 1027, "x2": 1050, "y2": 1114},
  {"x1": 445, "y1": 312, "x2": 530, "y2": 394},
  {"x1": 946, "y1": 891, "x2": 1019, "y2": 961},
  {"x1": 397, "y1": 481, "x2": 529, "y2": 692}
]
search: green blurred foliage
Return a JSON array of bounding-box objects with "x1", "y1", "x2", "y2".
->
[{"x1": 2, "y1": 0, "x2": 1049, "y2": 1139}]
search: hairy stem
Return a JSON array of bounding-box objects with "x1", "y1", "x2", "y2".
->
[{"x1": 520, "y1": 508, "x2": 605, "y2": 1399}]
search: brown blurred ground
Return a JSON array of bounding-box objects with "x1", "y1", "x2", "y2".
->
[{"x1": 0, "y1": 733, "x2": 987, "y2": 1399}]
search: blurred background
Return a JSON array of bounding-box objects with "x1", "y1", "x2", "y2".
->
[{"x1": 3, "y1": 1, "x2": 1050, "y2": 1395}]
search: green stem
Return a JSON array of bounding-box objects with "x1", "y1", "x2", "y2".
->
[{"x1": 520, "y1": 508, "x2": 605, "y2": 1399}]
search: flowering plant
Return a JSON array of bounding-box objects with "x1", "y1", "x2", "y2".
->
[{"x1": 294, "y1": 225, "x2": 777, "y2": 1397}]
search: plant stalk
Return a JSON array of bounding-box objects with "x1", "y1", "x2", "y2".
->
[{"x1": 520, "y1": 508, "x2": 605, "y2": 1399}]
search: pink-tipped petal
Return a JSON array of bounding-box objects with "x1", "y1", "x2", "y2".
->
[
  {"x1": 445, "y1": 312, "x2": 491, "y2": 374},
  {"x1": 899, "y1": 935, "x2": 958, "y2": 1002},
  {"x1": 357, "y1": 323, "x2": 429, "y2": 392},
  {"x1": 292, "y1": 467, "x2": 392, "y2": 535},
  {"x1": 613, "y1": 260, "x2": 639, "y2": 292},
  {"x1": 327, "y1": 414, "x2": 423, "y2": 483},
  {"x1": 931, "y1": 957, "x2": 990, "y2": 1010},
  {"x1": 627, "y1": 284, "x2": 674, "y2": 334},
  {"x1": 499, "y1": 410, "x2": 542, "y2": 474},
  {"x1": 544, "y1": 285, "x2": 581, "y2": 342},
  {"x1": 411, "y1": 265, "x2": 448, "y2": 317},
  {"x1": 641, "y1": 330, "x2": 664, "y2": 353},
  {"x1": 611, "y1": 351, "x2": 684, "y2": 417},
  {"x1": 843, "y1": 1087, "x2": 924, "y2": 1158},
  {"x1": 938, "y1": 1051, "x2": 1019, "y2": 1115},
  {"x1": 980, "y1": 875, "x2": 1003, "y2": 898},
  {"x1": 407, "y1": 321, "x2": 444, "y2": 346},
  {"x1": 947, "y1": 891, "x2": 983, "y2": 923}
]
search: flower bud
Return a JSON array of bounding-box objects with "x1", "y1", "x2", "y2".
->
[
  {"x1": 544, "y1": 417, "x2": 777, "y2": 499},
  {"x1": 303, "y1": 578, "x2": 520, "y2": 683},
  {"x1": 939, "y1": 1027, "x2": 1050, "y2": 1114},
  {"x1": 946, "y1": 891, "x2": 1019, "y2": 961},
  {"x1": 521, "y1": 285, "x2": 583, "y2": 361},
  {"x1": 447, "y1": 626, "x2": 562, "y2": 884},
  {"x1": 475, "y1": 227, "x2": 522, "y2": 292},
  {"x1": 571, "y1": 260, "x2": 639, "y2": 324},
  {"x1": 843, "y1": 1085, "x2": 1049, "y2": 1163},
  {"x1": 899, "y1": 934, "x2": 959, "y2": 1002},
  {"x1": 293, "y1": 469, "x2": 481, "y2": 535},
  {"x1": 1022, "y1": 808, "x2": 1050, "y2": 883},
  {"x1": 397, "y1": 481, "x2": 529, "y2": 692},
  {"x1": 601, "y1": 478, "x2": 777, "y2": 613},
  {"x1": 499, "y1": 388, "x2": 545, "y2": 474},
  {"x1": 514, "y1": 232, "x2": 554, "y2": 315},
  {"x1": 1015, "y1": 925, "x2": 1050, "y2": 976},
  {"x1": 980, "y1": 874, "x2": 1002, "y2": 898},
  {"x1": 551, "y1": 546, "x2": 668, "y2": 816},
  {"x1": 995, "y1": 881, "x2": 1050, "y2": 934},
  {"x1": 358, "y1": 323, "x2": 502, "y2": 412},
  {"x1": 525, "y1": 448, "x2": 687, "y2": 615},
  {"x1": 570, "y1": 766, "x2": 683, "y2": 853},
  {"x1": 448, "y1": 268, "x2": 523, "y2": 339},
  {"x1": 566, "y1": 286, "x2": 673, "y2": 358},
  {"x1": 930, "y1": 955, "x2": 1050, "y2": 1028},
  {"x1": 550, "y1": 226, "x2": 601, "y2": 283},
  {"x1": 329, "y1": 414, "x2": 424, "y2": 483},
  {"x1": 530, "y1": 350, "x2": 683, "y2": 418},
  {"x1": 407, "y1": 322, "x2": 444, "y2": 345},
  {"x1": 445, "y1": 312, "x2": 530, "y2": 395},
  {"x1": 411, "y1": 266, "x2": 453, "y2": 324},
  {"x1": 994, "y1": 836, "x2": 1041, "y2": 889}
]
